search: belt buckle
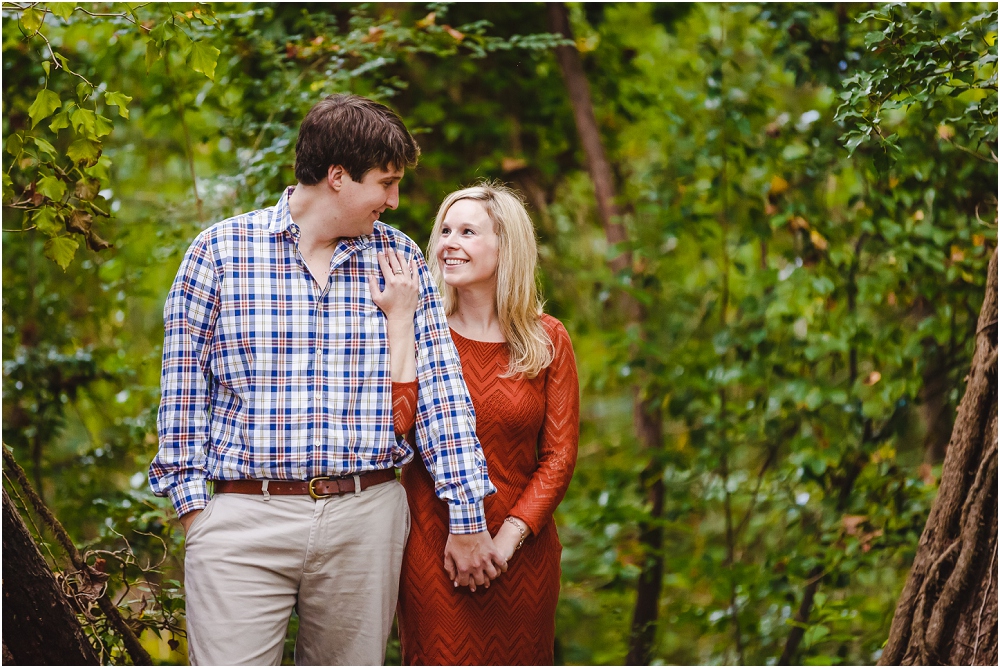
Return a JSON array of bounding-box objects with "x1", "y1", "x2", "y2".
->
[{"x1": 308, "y1": 476, "x2": 332, "y2": 500}]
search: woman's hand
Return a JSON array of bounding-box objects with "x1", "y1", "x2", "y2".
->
[
  {"x1": 492, "y1": 517, "x2": 529, "y2": 564},
  {"x1": 368, "y1": 250, "x2": 419, "y2": 323},
  {"x1": 369, "y1": 250, "x2": 419, "y2": 382}
]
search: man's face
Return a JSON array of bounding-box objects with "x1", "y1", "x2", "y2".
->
[{"x1": 338, "y1": 165, "x2": 404, "y2": 236}]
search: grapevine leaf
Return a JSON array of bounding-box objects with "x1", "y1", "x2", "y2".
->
[
  {"x1": 189, "y1": 41, "x2": 221, "y2": 80},
  {"x1": 22, "y1": 7, "x2": 44, "y2": 33},
  {"x1": 49, "y1": 110, "x2": 71, "y2": 133},
  {"x1": 32, "y1": 206, "x2": 63, "y2": 235},
  {"x1": 37, "y1": 175, "x2": 67, "y2": 202},
  {"x1": 6, "y1": 133, "x2": 23, "y2": 157},
  {"x1": 50, "y1": 4, "x2": 75, "y2": 20},
  {"x1": 105, "y1": 91, "x2": 133, "y2": 119},
  {"x1": 28, "y1": 89, "x2": 61, "y2": 128},
  {"x1": 44, "y1": 237, "x2": 79, "y2": 270},
  {"x1": 67, "y1": 138, "x2": 102, "y2": 165},
  {"x1": 33, "y1": 136, "x2": 58, "y2": 158},
  {"x1": 95, "y1": 114, "x2": 114, "y2": 138}
]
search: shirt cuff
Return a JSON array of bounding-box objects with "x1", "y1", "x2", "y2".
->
[
  {"x1": 448, "y1": 501, "x2": 488, "y2": 535},
  {"x1": 168, "y1": 479, "x2": 211, "y2": 517}
]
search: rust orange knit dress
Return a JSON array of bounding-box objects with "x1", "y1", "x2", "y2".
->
[{"x1": 391, "y1": 315, "x2": 579, "y2": 666}]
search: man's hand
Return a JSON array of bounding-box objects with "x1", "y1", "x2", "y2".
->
[
  {"x1": 444, "y1": 531, "x2": 507, "y2": 592},
  {"x1": 179, "y1": 509, "x2": 203, "y2": 535}
]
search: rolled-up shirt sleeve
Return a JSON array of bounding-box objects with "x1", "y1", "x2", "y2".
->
[
  {"x1": 411, "y1": 256, "x2": 495, "y2": 534},
  {"x1": 149, "y1": 234, "x2": 219, "y2": 517}
]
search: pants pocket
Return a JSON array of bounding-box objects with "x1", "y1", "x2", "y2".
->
[{"x1": 184, "y1": 495, "x2": 219, "y2": 544}]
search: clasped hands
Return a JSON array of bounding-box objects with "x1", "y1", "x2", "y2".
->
[{"x1": 443, "y1": 517, "x2": 529, "y2": 592}]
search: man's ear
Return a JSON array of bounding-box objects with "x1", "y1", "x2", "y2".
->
[{"x1": 327, "y1": 165, "x2": 345, "y2": 191}]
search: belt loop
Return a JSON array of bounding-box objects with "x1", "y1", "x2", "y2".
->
[
  {"x1": 353, "y1": 474, "x2": 362, "y2": 497},
  {"x1": 261, "y1": 479, "x2": 270, "y2": 502}
]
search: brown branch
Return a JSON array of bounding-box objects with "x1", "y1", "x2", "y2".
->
[
  {"x1": 2, "y1": 445, "x2": 153, "y2": 665},
  {"x1": 547, "y1": 2, "x2": 629, "y2": 274},
  {"x1": 779, "y1": 565, "x2": 823, "y2": 665}
]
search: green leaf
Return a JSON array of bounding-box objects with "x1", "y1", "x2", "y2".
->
[
  {"x1": 42, "y1": 60, "x2": 50, "y2": 76},
  {"x1": 146, "y1": 40, "x2": 161, "y2": 70},
  {"x1": 32, "y1": 136, "x2": 58, "y2": 158},
  {"x1": 50, "y1": 4, "x2": 75, "y2": 20},
  {"x1": 49, "y1": 110, "x2": 71, "y2": 133},
  {"x1": 104, "y1": 91, "x2": 133, "y2": 119},
  {"x1": 67, "y1": 138, "x2": 102, "y2": 165},
  {"x1": 865, "y1": 31, "x2": 887, "y2": 47},
  {"x1": 22, "y1": 6, "x2": 44, "y2": 33},
  {"x1": 37, "y1": 175, "x2": 67, "y2": 202},
  {"x1": 28, "y1": 89, "x2": 61, "y2": 128},
  {"x1": 44, "y1": 237, "x2": 79, "y2": 270},
  {"x1": 76, "y1": 81, "x2": 93, "y2": 102},
  {"x1": 2, "y1": 172, "x2": 13, "y2": 203},
  {"x1": 71, "y1": 108, "x2": 97, "y2": 137},
  {"x1": 94, "y1": 114, "x2": 114, "y2": 138},
  {"x1": 189, "y1": 41, "x2": 221, "y2": 80},
  {"x1": 5, "y1": 133, "x2": 23, "y2": 157},
  {"x1": 32, "y1": 206, "x2": 63, "y2": 235}
]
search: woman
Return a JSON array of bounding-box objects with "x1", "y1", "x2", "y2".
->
[{"x1": 370, "y1": 182, "x2": 579, "y2": 665}]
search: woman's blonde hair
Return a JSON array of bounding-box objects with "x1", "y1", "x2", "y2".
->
[{"x1": 426, "y1": 181, "x2": 553, "y2": 379}]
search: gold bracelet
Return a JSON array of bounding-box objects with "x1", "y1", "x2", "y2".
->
[{"x1": 505, "y1": 516, "x2": 527, "y2": 550}]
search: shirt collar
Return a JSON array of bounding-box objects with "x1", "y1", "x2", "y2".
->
[{"x1": 267, "y1": 185, "x2": 375, "y2": 250}]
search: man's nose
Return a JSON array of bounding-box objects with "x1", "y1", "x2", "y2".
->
[{"x1": 385, "y1": 185, "x2": 399, "y2": 210}]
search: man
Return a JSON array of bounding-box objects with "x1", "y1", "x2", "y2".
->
[{"x1": 150, "y1": 94, "x2": 505, "y2": 665}]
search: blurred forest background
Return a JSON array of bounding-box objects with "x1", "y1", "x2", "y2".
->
[{"x1": 3, "y1": 2, "x2": 997, "y2": 665}]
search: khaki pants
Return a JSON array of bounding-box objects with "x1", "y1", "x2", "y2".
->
[{"x1": 183, "y1": 479, "x2": 410, "y2": 665}]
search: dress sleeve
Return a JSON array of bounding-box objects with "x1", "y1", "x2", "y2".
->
[
  {"x1": 509, "y1": 318, "x2": 580, "y2": 536},
  {"x1": 392, "y1": 380, "x2": 418, "y2": 440}
]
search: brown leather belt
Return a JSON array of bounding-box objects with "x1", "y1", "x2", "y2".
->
[{"x1": 214, "y1": 469, "x2": 396, "y2": 499}]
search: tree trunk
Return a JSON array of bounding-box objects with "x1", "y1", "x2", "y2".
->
[
  {"x1": 2, "y1": 488, "x2": 99, "y2": 665},
  {"x1": 546, "y1": 1, "x2": 629, "y2": 273},
  {"x1": 546, "y1": 4, "x2": 667, "y2": 664},
  {"x1": 879, "y1": 248, "x2": 998, "y2": 666}
]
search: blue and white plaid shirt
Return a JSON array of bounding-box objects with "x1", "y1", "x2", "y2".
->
[{"x1": 149, "y1": 187, "x2": 494, "y2": 533}]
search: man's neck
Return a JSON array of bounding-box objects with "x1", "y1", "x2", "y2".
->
[{"x1": 288, "y1": 183, "x2": 348, "y2": 253}]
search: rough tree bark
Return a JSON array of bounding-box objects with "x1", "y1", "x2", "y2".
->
[
  {"x1": 879, "y1": 248, "x2": 998, "y2": 666},
  {"x1": 3, "y1": 445, "x2": 153, "y2": 665},
  {"x1": 2, "y1": 488, "x2": 99, "y2": 665},
  {"x1": 546, "y1": 4, "x2": 667, "y2": 664}
]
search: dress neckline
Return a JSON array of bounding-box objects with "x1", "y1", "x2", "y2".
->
[{"x1": 449, "y1": 327, "x2": 506, "y2": 346}]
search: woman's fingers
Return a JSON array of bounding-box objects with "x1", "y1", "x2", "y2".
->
[
  {"x1": 376, "y1": 251, "x2": 395, "y2": 280},
  {"x1": 386, "y1": 249, "x2": 403, "y2": 276}
]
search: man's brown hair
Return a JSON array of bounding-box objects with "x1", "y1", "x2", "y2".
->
[{"x1": 294, "y1": 94, "x2": 420, "y2": 185}]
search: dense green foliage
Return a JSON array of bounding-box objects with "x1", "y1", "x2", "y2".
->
[{"x1": 3, "y1": 2, "x2": 996, "y2": 665}]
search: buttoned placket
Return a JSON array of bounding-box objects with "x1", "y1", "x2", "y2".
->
[
  {"x1": 285, "y1": 224, "x2": 374, "y2": 479},
  {"x1": 287, "y1": 224, "x2": 331, "y2": 478}
]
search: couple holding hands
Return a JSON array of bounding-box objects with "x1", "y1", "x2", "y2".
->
[{"x1": 149, "y1": 93, "x2": 579, "y2": 665}]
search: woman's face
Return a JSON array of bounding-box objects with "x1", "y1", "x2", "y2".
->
[{"x1": 436, "y1": 199, "x2": 500, "y2": 291}]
